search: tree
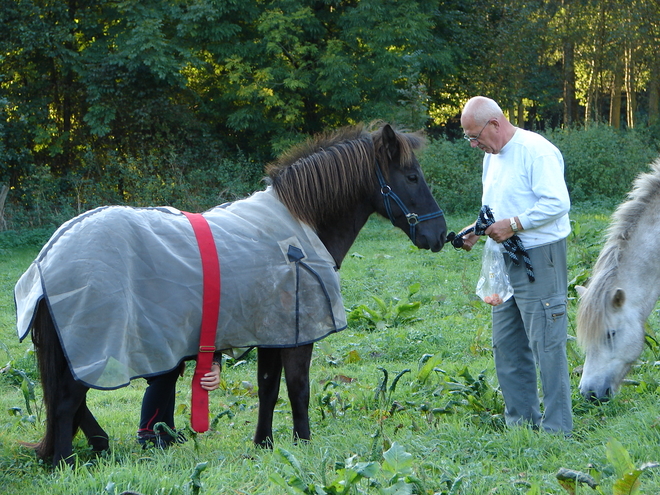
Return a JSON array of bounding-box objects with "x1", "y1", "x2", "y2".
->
[{"x1": 191, "y1": 0, "x2": 456, "y2": 154}]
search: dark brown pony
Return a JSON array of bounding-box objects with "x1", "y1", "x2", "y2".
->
[{"x1": 26, "y1": 122, "x2": 447, "y2": 465}]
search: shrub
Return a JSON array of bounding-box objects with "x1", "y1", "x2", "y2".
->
[
  {"x1": 546, "y1": 124, "x2": 659, "y2": 203},
  {"x1": 419, "y1": 137, "x2": 483, "y2": 215},
  {"x1": 3, "y1": 146, "x2": 265, "y2": 230}
]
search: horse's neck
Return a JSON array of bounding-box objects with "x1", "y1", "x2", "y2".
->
[
  {"x1": 617, "y1": 233, "x2": 660, "y2": 317},
  {"x1": 315, "y1": 202, "x2": 374, "y2": 269}
]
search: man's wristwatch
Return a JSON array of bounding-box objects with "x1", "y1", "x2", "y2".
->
[{"x1": 510, "y1": 217, "x2": 519, "y2": 233}]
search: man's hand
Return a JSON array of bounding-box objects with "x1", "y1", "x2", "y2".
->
[
  {"x1": 483, "y1": 294, "x2": 504, "y2": 306},
  {"x1": 485, "y1": 218, "x2": 515, "y2": 243},
  {"x1": 460, "y1": 232, "x2": 480, "y2": 251}
]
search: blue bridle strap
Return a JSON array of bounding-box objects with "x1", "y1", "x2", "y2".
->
[{"x1": 375, "y1": 161, "x2": 444, "y2": 243}]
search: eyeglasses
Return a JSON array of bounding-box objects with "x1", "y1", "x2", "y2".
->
[{"x1": 463, "y1": 120, "x2": 491, "y2": 142}]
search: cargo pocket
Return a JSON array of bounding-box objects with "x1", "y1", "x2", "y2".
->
[{"x1": 541, "y1": 296, "x2": 567, "y2": 351}]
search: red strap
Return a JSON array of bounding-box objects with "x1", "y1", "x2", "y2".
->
[{"x1": 183, "y1": 212, "x2": 221, "y2": 433}]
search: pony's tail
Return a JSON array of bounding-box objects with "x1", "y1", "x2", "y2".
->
[{"x1": 29, "y1": 299, "x2": 64, "y2": 460}]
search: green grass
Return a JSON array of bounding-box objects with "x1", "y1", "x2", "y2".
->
[{"x1": 1, "y1": 211, "x2": 660, "y2": 494}]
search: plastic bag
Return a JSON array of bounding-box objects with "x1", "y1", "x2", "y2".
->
[{"x1": 476, "y1": 238, "x2": 513, "y2": 306}]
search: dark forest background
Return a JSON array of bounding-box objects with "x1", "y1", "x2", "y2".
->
[{"x1": 2, "y1": 0, "x2": 660, "y2": 229}]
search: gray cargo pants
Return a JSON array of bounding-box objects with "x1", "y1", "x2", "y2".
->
[{"x1": 491, "y1": 237, "x2": 572, "y2": 434}]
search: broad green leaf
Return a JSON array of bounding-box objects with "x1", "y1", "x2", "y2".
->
[
  {"x1": 612, "y1": 463, "x2": 660, "y2": 495},
  {"x1": 606, "y1": 438, "x2": 635, "y2": 479},
  {"x1": 380, "y1": 479, "x2": 413, "y2": 495},
  {"x1": 353, "y1": 461, "x2": 379, "y2": 479},
  {"x1": 345, "y1": 350, "x2": 361, "y2": 363},
  {"x1": 407, "y1": 283, "x2": 421, "y2": 297},
  {"x1": 382, "y1": 442, "x2": 413, "y2": 477},
  {"x1": 276, "y1": 447, "x2": 304, "y2": 474},
  {"x1": 268, "y1": 472, "x2": 307, "y2": 495},
  {"x1": 417, "y1": 353, "x2": 443, "y2": 384},
  {"x1": 371, "y1": 295, "x2": 389, "y2": 314},
  {"x1": 394, "y1": 301, "x2": 420, "y2": 318}
]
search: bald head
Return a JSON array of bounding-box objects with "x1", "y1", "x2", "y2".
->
[
  {"x1": 461, "y1": 96, "x2": 504, "y2": 127},
  {"x1": 460, "y1": 96, "x2": 516, "y2": 154}
]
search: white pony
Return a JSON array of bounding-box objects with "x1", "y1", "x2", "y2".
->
[{"x1": 576, "y1": 157, "x2": 660, "y2": 400}]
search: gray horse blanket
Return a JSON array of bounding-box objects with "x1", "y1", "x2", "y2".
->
[{"x1": 15, "y1": 187, "x2": 346, "y2": 389}]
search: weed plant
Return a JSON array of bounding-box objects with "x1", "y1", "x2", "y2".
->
[{"x1": 1, "y1": 210, "x2": 660, "y2": 493}]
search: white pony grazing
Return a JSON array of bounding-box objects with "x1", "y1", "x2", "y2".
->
[{"x1": 576, "y1": 157, "x2": 660, "y2": 400}]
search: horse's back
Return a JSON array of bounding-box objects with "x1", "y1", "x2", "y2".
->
[{"x1": 15, "y1": 192, "x2": 346, "y2": 390}]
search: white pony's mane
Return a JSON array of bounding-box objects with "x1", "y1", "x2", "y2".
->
[{"x1": 577, "y1": 157, "x2": 660, "y2": 347}]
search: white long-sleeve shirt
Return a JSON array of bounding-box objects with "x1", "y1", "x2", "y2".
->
[{"x1": 481, "y1": 128, "x2": 571, "y2": 249}]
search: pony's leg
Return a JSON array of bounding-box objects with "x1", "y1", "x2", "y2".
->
[
  {"x1": 254, "y1": 347, "x2": 283, "y2": 447},
  {"x1": 79, "y1": 402, "x2": 110, "y2": 453},
  {"x1": 50, "y1": 372, "x2": 89, "y2": 465},
  {"x1": 282, "y1": 344, "x2": 313, "y2": 443},
  {"x1": 31, "y1": 300, "x2": 105, "y2": 466}
]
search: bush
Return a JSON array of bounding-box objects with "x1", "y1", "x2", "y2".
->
[
  {"x1": 4, "y1": 125, "x2": 660, "y2": 229},
  {"x1": 419, "y1": 137, "x2": 483, "y2": 215},
  {"x1": 3, "y1": 145, "x2": 265, "y2": 230},
  {"x1": 546, "y1": 124, "x2": 660, "y2": 203}
]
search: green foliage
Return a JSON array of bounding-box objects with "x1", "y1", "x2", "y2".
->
[
  {"x1": 270, "y1": 442, "x2": 420, "y2": 495},
  {"x1": 0, "y1": 228, "x2": 55, "y2": 250},
  {"x1": 2, "y1": 146, "x2": 263, "y2": 229},
  {"x1": 546, "y1": 125, "x2": 660, "y2": 203},
  {"x1": 419, "y1": 360, "x2": 505, "y2": 430},
  {"x1": 3, "y1": 0, "x2": 660, "y2": 234},
  {"x1": 0, "y1": 343, "x2": 39, "y2": 430},
  {"x1": 347, "y1": 283, "x2": 423, "y2": 330},
  {"x1": 419, "y1": 137, "x2": 484, "y2": 214},
  {"x1": 557, "y1": 439, "x2": 660, "y2": 495},
  {"x1": 188, "y1": 462, "x2": 209, "y2": 495}
]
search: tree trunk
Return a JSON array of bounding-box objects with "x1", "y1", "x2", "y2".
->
[
  {"x1": 584, "y1": 60, "x2": 599, "y2": 127},
  {"x1": 517, "y1": 101, "x2": 525, "y2": 127},
  {"x1": 625, "y1": 44, "x2": 636, "y2": 128},
  {"x1": 649, "y1": 59, "x2": 660, "y2": 126},
  {"x1": 585, "y1": 1, "x2": 608, "y2": 126},
  {"x1": 610, "y1": 68, "x2": 623, "y2": 129},
  {"x1": 0, "y1": 185, "x2": 9, "y2": 231},
  {"x1": 563, "y1": 40, "x2": 577, "y2": 126}
]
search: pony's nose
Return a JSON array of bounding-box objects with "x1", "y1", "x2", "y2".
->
[
  {"x1": 584, "y1": 389, "x2": 612, "y2": 403},
  {"x1": 418, "y1": 233, "x2": 445, "y2": 252}
]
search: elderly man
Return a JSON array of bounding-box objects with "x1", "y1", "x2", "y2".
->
[{"x1": 459, "y1": 96, "x2": 573, "y2": 435}]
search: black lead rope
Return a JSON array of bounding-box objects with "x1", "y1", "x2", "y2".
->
[{"x1": 446, "y1": 205, "x2": 535, "y2": 282}]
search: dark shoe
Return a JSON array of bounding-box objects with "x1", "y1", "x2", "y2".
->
[{"x1": 137, "y1": 429, "x2": 186, "y2": 449}]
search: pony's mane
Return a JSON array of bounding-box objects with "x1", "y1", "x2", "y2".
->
[
  {"x1": 265, "y1": 122, "x2": 425, "y2": 228},
  {"x1": 577, "y1": 157, "x2": 660, "y2": 347}
]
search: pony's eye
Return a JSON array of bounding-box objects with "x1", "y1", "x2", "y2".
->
[
  {"x1": 406, "y1": 174, "x2": 419, "y2": 184},
  {"x1": 607, "y1": 330, "x2": 616, "y2": 341}
]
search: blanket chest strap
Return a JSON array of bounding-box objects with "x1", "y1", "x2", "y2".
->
[{"x1": 183, "y1": 212, "x2": 221, "y2": 433}]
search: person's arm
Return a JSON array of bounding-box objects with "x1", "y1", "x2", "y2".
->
[{"x1": 517, "y1": 154, "x2": 570, "y2": 231}]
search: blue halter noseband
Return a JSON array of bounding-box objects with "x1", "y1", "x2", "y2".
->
[{"x1": 375, "y1": 161, "x2": 444, "y2": 243}]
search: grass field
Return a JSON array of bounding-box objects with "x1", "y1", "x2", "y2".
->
[{"x1": 1, "y1": 209, "x2": 660, "y2": 494}]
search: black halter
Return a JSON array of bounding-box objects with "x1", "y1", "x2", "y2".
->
[{"x1": 375, "y1": 161, "x2": 444, "y2": 244}]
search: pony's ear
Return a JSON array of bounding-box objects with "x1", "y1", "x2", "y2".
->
[
  {"x1": 381, "y1": 124, "x2": 398, "y2": 160},
  {"x1": 575, "y1": 285, "x2": 587, "y2": 298},
  {"x1": 612, "y1": 288, "x2": 626, "y2": 308}
]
